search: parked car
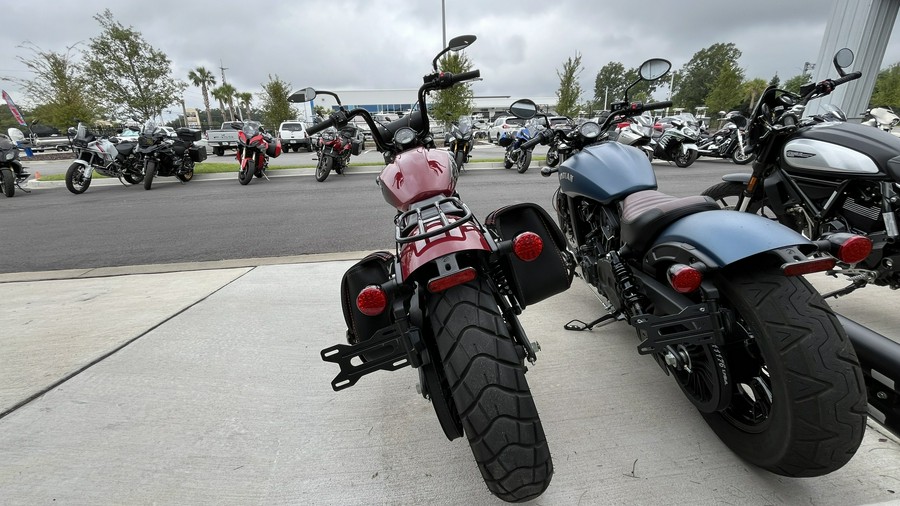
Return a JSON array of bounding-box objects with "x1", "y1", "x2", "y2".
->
[
  {"x1": 158, "y1": 126, "x2": 178, "y2": 138},
  {"x1": 488, "y1": 115, "x2": 525, "y2": 144},
  {"x1": 206, "y1": 122, "x2": 242, "y2": 156},
  {"x1": 279, "y1": 120, "x2": 312, "y2": 152}
]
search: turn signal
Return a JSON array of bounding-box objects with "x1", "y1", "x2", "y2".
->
[
  {"x1": 667, "y1": 264, "x2": 703, "y2": 293},
  {"x1": 512, "y1": 232, "x2": 543, "y2": 262},
  {"x1": 836, "y1": 235, "x2": 873, "y2": 264},
  {"x1": 356, "y1": 285, "x2": 387, "y2": 316}
]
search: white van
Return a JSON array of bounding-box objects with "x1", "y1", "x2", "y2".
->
[{"x1": 278, "y1": 121, "x2": 312, "y2": 152}]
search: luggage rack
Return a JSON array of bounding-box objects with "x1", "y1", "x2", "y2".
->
[{"x1": 395, "y1": 196, "x2": 475, "y2": 244}]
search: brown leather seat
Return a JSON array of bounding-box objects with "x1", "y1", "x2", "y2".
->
[{"x1": 620, "y1": 190, "x2": 719, "y2": 251}]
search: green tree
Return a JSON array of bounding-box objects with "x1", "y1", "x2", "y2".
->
[
  {"x1": 210, "y1": 86, "x2": 230, "y2": 123},
  {"x1": 705, "y1": 63, "x2": 745, "y2": 116},
  {"x1": 783, "y1": 72, "x2": 812, "y2": 95},
  {"x1": 768, "y1": 74, "x2": 781, "y2": 88},
  {"x1": 555, "y1": 52, "x2": 583, "y2": 117},
  {"x1": 10, "y1": 42, "x2": 98, "y2": 129},
  {"x1": 215, "y1": 82, "x2": 237, "y2": 121},
  {"x1": 871, "y1": 63, "x2": 900, "y2": 109},
  {"x1": 741, "y1": 77, "x2": 768, "y2": 112},
  {"x1": 187, "y1": 66, "x2": 216, "y2": 130},
  {"x1": 83, "y1": 9, "x2": 185, "y2": 120},
  {"x1": 594, "y1": 61, "x2": 628, "y2": 109},
  {"x1": 430, "y1": 52, "x2": 475, "y2": 126},
  {"x1": 258, "y1": 74, "x2": 296, "y2": 129},
  {"x1": 235, "y1": 91, "x2": 253, "y2": 120},
  {"x1": 673, "y1": 42, "x2": 742, "y2": 110}
]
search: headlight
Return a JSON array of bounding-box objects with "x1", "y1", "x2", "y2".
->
[
  {"x1": 579, "y1": 121, "x2": 601, "y2": 139},
  {"x1": 5, "y1": 151, "x2": 14, "y2": 161},
  {"x1": 683, "y1": 127, "x2": 698, "y2": 138},
  {"x1": 394, "y1": 127, "x2": 416, "y2": 145}
]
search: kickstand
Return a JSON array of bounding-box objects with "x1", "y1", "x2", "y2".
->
[
  {"x1": 822, "y1": 278, "x2": 868, "y2": 299},
  {"x1": 16, "y1": 181, "x2": 31, "y2": 193},
  {"x1": 564, "y1": 313, "x2": 620, "y2": 331}
]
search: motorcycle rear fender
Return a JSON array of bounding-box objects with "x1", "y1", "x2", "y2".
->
[
  {"x1": 399, "y1": 219, "x2": 490, "y2": 279},
  {"x1": 645, "y1": 210, "x2": 815, "y2": 269}
]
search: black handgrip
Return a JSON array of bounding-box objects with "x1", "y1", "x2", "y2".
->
[
  {"x1": 306, "y1": 116, "x2": 337, "y2": 136},
  {"x1": 643, "y1": 101, "x2": 672, "y2": 111},
  {"x1": 833, "y1": 71, "x2": 862, "y2": 86},
  {"x1": 521, "y1": 135, "x2": 542, "y2": 150},
  {"x1": 451, "y1": 69, "x2": 480, "y2": 84}
]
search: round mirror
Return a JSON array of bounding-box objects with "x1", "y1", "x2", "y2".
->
[
  {"x1": 639, "y1": 58, "x2": 672, "y2": 81},
  {"x1": 509, "y1": 99, "x2": 537, "y2": 120},
  {"x1": 288, "y1": 87, "x2": 316, "y2": 103},
  {"x1": 834, "y1": 48, "x2": 854, "y2": 68},
  {"x1": 447, "y1": 35, "x2": 476, "y2": 51}
]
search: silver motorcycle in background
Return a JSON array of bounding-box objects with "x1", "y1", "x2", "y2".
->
[{"x1": 65, "y1": 122, "x2": 143, "y2": 194}]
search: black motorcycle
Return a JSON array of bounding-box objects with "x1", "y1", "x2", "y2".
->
[
  {"x1": 0, "y1": 136, "x2": 29, "y2": 197},
  {"x1": 696, "y1": 113, "x2": 755, "y2": 164},
  {"x1": 529, "y1": 56, "x2": 871, "y2": 477},
  {"x1": 136, "y1": 120, "x2": 206, "y2": 190},
  {"x1": 447, "y1": 115, "x2": 475, "y2": 170}
]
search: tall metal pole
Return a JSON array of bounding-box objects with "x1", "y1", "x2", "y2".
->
[{"x1": 442, "y1": 0, "x2": 447, "y2": 48}]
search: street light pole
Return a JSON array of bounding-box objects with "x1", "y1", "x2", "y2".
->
[{"x1": 441, "y1": 0, "x2": 446, "y2": 48}]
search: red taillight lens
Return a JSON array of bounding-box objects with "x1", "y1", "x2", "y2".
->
[
  {"x1": 837, "y1": 235, "x2": 873, "y2": 264},
  {"x1": 667, "y1": 264, "x2": 703, "y2": 293},
  {"x1": 783, "y1": 257, "x2": 837, "y2": 276},
  {"x1": 427, "y1": 267, "x2": 477, "y2": 293},
  {"x1": 512, "y1": 232, "x2": 543, "y2": 262},
  {"x1": 356, "y1": 285, "x2": 387, "y2": 316}
]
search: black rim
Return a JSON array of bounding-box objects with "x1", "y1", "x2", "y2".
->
[{"x1": 718, "y1": 317, "x2": 773, "y2": 433}]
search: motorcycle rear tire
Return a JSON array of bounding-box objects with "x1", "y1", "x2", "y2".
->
[
  {"x1": 123, "y1": 173, "x2": 143, "y2": 185},
  {"x1": 428, "y1": 278, "x2": 552, "y2": 502},
  {"x1": 700, "y1": 264, "x2": 865, "y2": 476},
  {"x1": 1, "y1": 167, "x2": 15, "y2": 197},
  {"x1": 143, "y1": 160, "x2": 157, "y2": 190},
  {"x1": 516, "y1": 150, "x2": 532, "y2": 174},
  {"x1": 65, "y1": 162, "x2": 91, "y2": 194},
  {"x1": 503, "y1": 151, "x2": 514, "y2": 169},
  {"x1": 316, "y1": 156, "x2": 331, "y2": 182},
  {"x1": 176, "y1": 169, "x2": 194, "y2": 182}
]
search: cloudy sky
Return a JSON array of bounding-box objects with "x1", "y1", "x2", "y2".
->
[{"x1": 1, "y1": 0, "x2": 898, "y2": 112}]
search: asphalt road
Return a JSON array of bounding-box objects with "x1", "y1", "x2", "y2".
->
[{"x1": 2, "y1": 157, "x2": 740, "y2": 274}]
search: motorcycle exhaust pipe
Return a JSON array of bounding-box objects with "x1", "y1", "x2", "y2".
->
[{"x1": 837, "y1": 314, "x2": 900, "y2": 439}]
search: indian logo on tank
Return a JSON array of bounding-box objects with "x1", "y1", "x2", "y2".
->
[{"x1": 786, "y1": 150, "x2": 816, "y2": 158}]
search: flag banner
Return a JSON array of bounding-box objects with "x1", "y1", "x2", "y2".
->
[{"x1": 2, "y1": 90, "x2": 27, "y2": 126}]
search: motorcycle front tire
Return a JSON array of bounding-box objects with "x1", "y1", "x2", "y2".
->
[
  {"x1": 238, "y1": 161, "x2": 254, "y2": 185},
  {"x1": 143, "y1": 160, "x2": 157, "y2": 190},
  {"x1": 702, "y1": 181, "x2": 788, "y2": 226},
  {"x1": 516, "y1": 149, "x2": 533, "y2": 173},
  {"x1": 674, "y1": 149, "x2": 698, "y2": 168},
  {"x1": 65, "y1": 162, "x2": 91, "y2": 194},
  {"x1": 428, "y1": 278, "x2": 552, "y2": 502},
  {"x1": 316, "y1": 156, "x2": 331, "y2": 182},
  {"x1": 1, "y1": 167, "x2": 15, "y2": 197},
  {"x1": 731, "y1": 148, "x2": 756, "y2": 165},
  {"x1": 454, "y1": 150, "x2": 466, "y2": 171},
  {"x1": 701, "y1": 263, "x2": 865, "y2": 476}
]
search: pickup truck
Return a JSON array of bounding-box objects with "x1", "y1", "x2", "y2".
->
[{"x1": 205, "y1": 122, "x2": 241, "y2": 156}]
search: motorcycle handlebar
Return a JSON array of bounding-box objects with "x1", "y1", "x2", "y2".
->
[
  {"x1": 306, "y1": 116, "x2": 337, "y2": 136},
  {"x1": 643, "y1": 101, "x2": 673, "y2": 112},
  {"x1": 521, "y1": 135, "x2": 543, "y2": 150},
  {"x1": 833, "y1": 71, "x2": 862, "y2": 87}
]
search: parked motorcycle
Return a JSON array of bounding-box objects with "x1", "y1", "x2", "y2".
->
[
  {"x1": 64, "y1": 121, "x2": 143, "y2": 194},
  {"x1": 533, "y1": 57, "x2": 868, "y2": 477},
  {"x1": 136, "y1": 120, "x2": 206, "y2": 190},
  {"x1": 696, "y1": 112, "x2": 755, "y2": 164},
  {"x1": 648, "y1": 114, "x2": 701, "y2": 167},
  {"x1": 295, "y1": 35, "x2": 572, "y2": 502},
  {"x1": 861, "y1": 106, "x2": 900, "y2": 136},
  {"x1": 500, "y1": 117, "x2": 539, "y2": 173},
  {"x1": 447, "y1": 115, "x2": 475, "y2": 170},
  {"x1": 235, "y1": 120, "x2": 281, "y2": 185},
  {"x1": 313, "y1": 119, "x2": 363, "y2": 182},
  {"x1": 0, "y1": 135, "x2": 29, "y2": 197}
]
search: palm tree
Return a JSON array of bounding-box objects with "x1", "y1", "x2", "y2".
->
[
  {"x1": 211, "y1": 85, "x2": 231, "y2": 122},
  {"x1": 187, "y1": 66, "x2": 216, "y2": 130},
  {"x1": 217, "y1": 82, "x2": 238, "y2": 121},
  {"x1": 235, "y1": 92, "x2": 253, "y2": 120}
]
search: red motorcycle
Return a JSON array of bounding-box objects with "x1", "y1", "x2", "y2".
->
[
  {"x1": 314, "y1": 123, "x2": 362, "y2": 182},
  {"x1": 292, "y1": 35, "x2": 573, "y2": 503},
  {"x1": 234, "y1": 120, "x2": 282, "y2": 185}
]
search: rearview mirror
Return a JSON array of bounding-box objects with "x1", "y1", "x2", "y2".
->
[
  {"x1": 639, "y1": 58, "x2": 672, "y2": 81},
  {"x1": 509, "y1": 99, "x2": 538, "y2": 120},
  {"x1": 833, "y1": 48, "x2": 854, "y2": 77},
  {"x1": 288, "y1": 87, "x2": 316, "y2": 103},
  {"x1": 447, "y1": 35, "x2": 476, "y2": 52}
]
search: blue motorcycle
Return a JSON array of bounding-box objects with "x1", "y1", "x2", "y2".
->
[
  {"x1": 500, "y1": 117, "x2": 540, "y2": 173},
  {"x1": 521, "y1": 57, "x2": 870, "y2": 478}
]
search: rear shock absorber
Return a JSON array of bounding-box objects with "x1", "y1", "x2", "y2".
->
[{"x1": 608, "y1": 250, "x2": 645, "y2": 316}]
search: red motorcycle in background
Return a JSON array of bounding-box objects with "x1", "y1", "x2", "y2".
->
[
  {"x1": 292, "y1": 35, "x2": 573, "y2": 503},
  {"x1": 234, "y1": 120, "x2": 281, "y2": 185},
  {"x1": 313, "y1": 123, "x2": 363, "y2": 182}
]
